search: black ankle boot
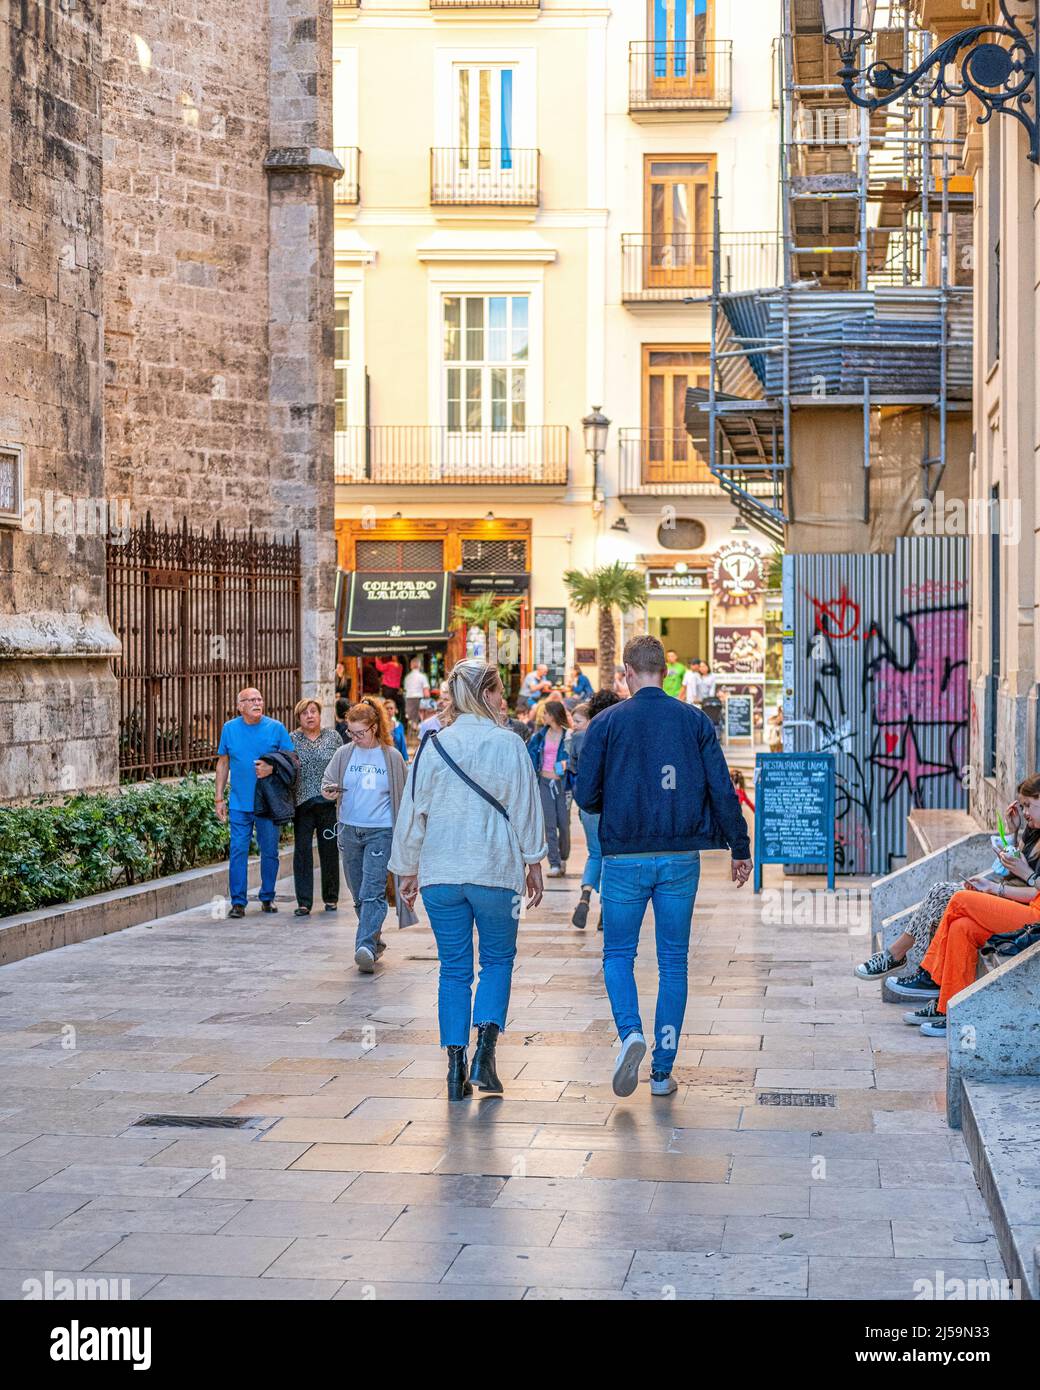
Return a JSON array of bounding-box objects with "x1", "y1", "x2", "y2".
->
[
  {"x1": 470, "y1": 1023, "x2": 503, "y2": 1093},
  {"x1": 446, "y1": 1045, "x2": 472, "y2": 1102}
]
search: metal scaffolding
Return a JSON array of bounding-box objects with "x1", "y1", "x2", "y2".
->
[{"x1": 693, "y1": 0, "x2": 973, "y2": 543}]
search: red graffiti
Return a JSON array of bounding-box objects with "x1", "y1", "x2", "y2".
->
[{"x1": 809, "y1": 585, "x2": 861, "y2": 640}]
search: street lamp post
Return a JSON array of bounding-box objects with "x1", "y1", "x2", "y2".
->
[
  {"x1": 582, "y1": 406, "x2": 611, "y2": 505},
  {"x1": 820, "y1": 0, "x2": 1039, "y2": 163}
]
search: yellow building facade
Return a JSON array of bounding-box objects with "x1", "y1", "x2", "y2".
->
[{"x1": 332, "y1": 1, "x2": 780, "y2": 700}]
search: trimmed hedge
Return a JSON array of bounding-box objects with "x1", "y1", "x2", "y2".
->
[{"x1": 0, "y1": 777, "x2": 233, "y2": 918}]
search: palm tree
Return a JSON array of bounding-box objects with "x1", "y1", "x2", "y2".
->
[
  {"x1": 563, "y1": 561, "x2": 647, "y2": 690},
  {"x1": 452, "y1": 592, "x2": 521, "y2": 670}
]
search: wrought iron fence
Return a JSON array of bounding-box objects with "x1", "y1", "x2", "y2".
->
[
  {"x1": 430, "y1": 148, "x2": 539, "y2": 206},
  {"x1": 621, "y1": 232, "x2": 781, "y2": 302},
  {"x1": 334, "y1": 146, "x2": 360, "y2": 204},
  {"x1": 335, "y1": 425, "x2": 569, "y2": 486},
  {"x1": 628, "y1": 41, "x2": 733, "y2": 112},
  {"x1": 106, "y1": 516, "x2": 301, "y2": 781}
]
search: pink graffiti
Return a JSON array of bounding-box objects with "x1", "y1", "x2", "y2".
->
[{"x1": 873, "y1": 610, "x2": 968, "y2": 725}]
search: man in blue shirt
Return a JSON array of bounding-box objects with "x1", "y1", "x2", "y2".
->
[
  {"x1": 215, "y1": 688, "x2": 295, "y2": 917},
  {"x1": 575, "y1": 635, "x2": 752, "y2": 1099}
]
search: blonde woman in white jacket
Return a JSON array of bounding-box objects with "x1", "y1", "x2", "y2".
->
[{"x1": 389, "y1": 659, "x2": 546, "y2": 1101}]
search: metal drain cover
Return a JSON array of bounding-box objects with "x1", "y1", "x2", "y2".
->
[
  {"x1": 756, "y1": 1092, "x2": 836, "y2": 1108},
  {"x1": 131, "y1": 1114, "x2": 261, "y2": 1130}
]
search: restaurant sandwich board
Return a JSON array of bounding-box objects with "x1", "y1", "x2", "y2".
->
[{"x1": 753, "y1": 752, "x2": 836, "y2": 892}]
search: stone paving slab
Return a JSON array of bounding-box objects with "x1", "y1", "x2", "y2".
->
[{"x1": 0, "y1": 854, "x2": 1009, "y2": 1300}]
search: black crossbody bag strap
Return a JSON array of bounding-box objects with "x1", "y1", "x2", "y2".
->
[{"x1": 429, "y1": 732, "x2": 510, "y2": 822}]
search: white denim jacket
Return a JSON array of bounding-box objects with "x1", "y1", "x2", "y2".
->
[{"x1": 388, "y1": 713, "x2": 547, "y2": 895}]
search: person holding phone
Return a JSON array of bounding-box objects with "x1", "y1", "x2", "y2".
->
[
  {"x1": 389, "y1": 659, "x2": 546, "y2": 1101},
  {"x1": 857, "y1": 776, "x2": 1040, "y2": 1007},
  {"x1": 903, "y1": 776, "x2": 1040, "y2": 1036}
]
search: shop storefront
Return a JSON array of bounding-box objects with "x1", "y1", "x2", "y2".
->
[
  {"x1": 335, "y1": 517, "x2": 532, "y2": 703},
  {"x1": 642, "y1": 537, "x2": 772, "y2": 734}
]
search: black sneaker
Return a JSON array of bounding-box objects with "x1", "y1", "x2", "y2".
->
[
  {"x1": 903, "y1": 998, "x2": 939, "y2": 1026},
  {"x1": 572, "y1": 892, "x2": 591, "y2": 930},
  {"x1": 260, "y1": 901, "x2": 277, "y2": 913},
  {"x1": 855, "y1": 949, "x2": 906, "y2": 980},
  {"x1": 228, "y1": 904, "x2": 245, "y2": 919},
  {"x1": 887, "y1": 967, "x2": 940, "y2": 999},
  {"x1": 920, "y1": 1013, "x2": 947, "y2": 1037}
]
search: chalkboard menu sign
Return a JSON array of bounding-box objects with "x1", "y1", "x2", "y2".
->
[
  {"x1": 534, "y1": 607, "x2": 567, "y2": 685},
  {"x1": 753, "y1": 753, "x2": 836, "y2": 892},
  {"x1": 725, "y1": 694, "x2": 754, "y2": 742}
]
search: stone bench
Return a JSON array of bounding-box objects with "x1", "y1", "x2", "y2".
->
[{"x1": 947, "y1": 938, "x2": 1040, "y2": 1128}]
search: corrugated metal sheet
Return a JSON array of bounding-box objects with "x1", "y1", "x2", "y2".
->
[
  {"x1": 785, "y1": 537, "x2": 969, "y2": 876},
  {"x1": 721, "y1": 286, "x2": 973, "y2": 401}
]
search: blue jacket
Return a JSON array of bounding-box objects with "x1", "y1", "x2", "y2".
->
[
  {"x1": 572, "y1": 673, "x2": 594, "y2": 700},
  {"x1": 527, "y1": 724, "x2": 571, "y2": 778},
  {"x1": 574, "y1": 686, "x2": 750, "y2": 859},
  {"x1": 391, "y1": 722, "x2": 408, "y2": 763}
]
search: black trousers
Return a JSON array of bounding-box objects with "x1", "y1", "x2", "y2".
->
[{"x1": 293, "y1": 798, "x2": 340, "y2": 908}]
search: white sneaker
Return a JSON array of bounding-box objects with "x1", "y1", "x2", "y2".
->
[
  {"x1": 612, "y1": 1031, "x2": 646, "y2": 1097},
  {"x1": 649, "y1": 1073, "x2": 678, "y2": 1097},
  {"x1": 354, "y1": 945, "x2": 376, "y2": 973},
  {"x1": 546, "y1": 866, "x2": 562, "y2": 878}
]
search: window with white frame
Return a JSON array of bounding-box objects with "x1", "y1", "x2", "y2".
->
[
  {"x1": 454, "y1": 64, "x2": 515, "y2": 170},
  {"x1": 443, "y1": 294, "x2": 528, "y2": 433},
  {"x1": 0, "y1": 445, "x2": 23, "y2": 525},
  {"x1": 334, "y1": 295, "x2": 350, "y2": 431}
]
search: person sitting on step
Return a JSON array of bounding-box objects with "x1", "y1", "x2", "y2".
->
[{"x1": 854, "y1": 777, "x2": 1040, "y2": 1011}]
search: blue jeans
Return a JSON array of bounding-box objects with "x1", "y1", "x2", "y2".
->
[
  {"x1": 228, "y1": 810, "x2": 281, "y2": 906},
  {"x1": 421, "y1": 883, "x2": 518, "y2": 1047},
  {"x1": 600, "y1": 853, "x2": 701, "y2": 1075},
  {"x1": 580, "y1": 809, "x2": 603, "y2": 891},
  {"x1": 339, "y1": 824, "x2": 393, "y2": 953}
]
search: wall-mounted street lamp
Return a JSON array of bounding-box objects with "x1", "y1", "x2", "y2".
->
[
  {"x1": 583, "y1": 405, "x2": 611, "y2": 510},
  {"x1": 821, "y1": 1, "x2": 1039, "y2": 163}
]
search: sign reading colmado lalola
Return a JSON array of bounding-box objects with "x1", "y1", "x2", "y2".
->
[{"x1": 344, "y1": 571, "x2": 451, "y2": 639}]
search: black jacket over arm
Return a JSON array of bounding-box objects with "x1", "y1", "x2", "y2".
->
[{"x1": 254, "y1": 749, "x2": 299, "y2": 826}]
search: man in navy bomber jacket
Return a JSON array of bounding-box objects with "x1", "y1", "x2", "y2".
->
[{"x1": 575, "y1": 635, "x2": 753, "y2": 1099}]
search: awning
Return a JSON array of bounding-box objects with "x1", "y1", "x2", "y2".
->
[{"x1": 336, "y1": 570, "x2": 452, "y2": 652}]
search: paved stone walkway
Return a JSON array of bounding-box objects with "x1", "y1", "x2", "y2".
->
[{"x1": 0, "y1": 841, "x2": 1007, "y2": 1300}]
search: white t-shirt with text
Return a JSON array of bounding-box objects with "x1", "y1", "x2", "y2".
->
[{"x1": 341, "y1": 744, "x2": 393, "y2": 828}]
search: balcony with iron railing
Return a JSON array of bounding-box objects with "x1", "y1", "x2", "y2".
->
[
  {"x1": 430, "y1": 0, "x2": 540, "y2": 9},
  {"x1": 430, "y1": 148, "x2": 539, "y2": 207},
  {"x1": 334, "y1": 147, "x2": 360, "y2": 205},
  {"x1": 335, "y1": 425, "x2": 569, "y2": 487},
  {"x1": 618, "y1": 430, "x2": 720, "y2": 496},
  {"x1": 629, "y1": 41, "x2": 732, "y2": 116},
  {"x1": 621, "y1": 232, "x2": 781, "y2": 304}
]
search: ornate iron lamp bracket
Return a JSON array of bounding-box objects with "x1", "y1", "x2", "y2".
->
[{"x1": 831, "y1": 0, "x2": 1039, "y2": 163}]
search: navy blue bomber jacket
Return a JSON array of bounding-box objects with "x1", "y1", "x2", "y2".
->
[{"x1": 573, "y1": 686, "x2": 751, "y2": 859}]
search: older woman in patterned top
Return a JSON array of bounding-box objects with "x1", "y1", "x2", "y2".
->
[{"x1": 291, "y1": 698, "x2": 344, "y2": 916}]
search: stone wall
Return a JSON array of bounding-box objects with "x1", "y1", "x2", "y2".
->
[
  {"x1": 101, "y1": 2, "x2": 275, "y2": 527},
  {"x1": 101, "y1": 0, "x2": 337, "y2": 707},
  {"x1": 0, "y1": 0, "x2": 120, "y2": 802},
  {"x1": 0, "y1": 0, "x2": 336, "y2": 804}
]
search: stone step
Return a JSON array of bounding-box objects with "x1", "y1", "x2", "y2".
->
[
  {"x1": 907, "y1": 808, "x2": 981, "y2": 864},
  {"x1": 960, "y1": 1077, "x2": 1040, "y2": 1300}
]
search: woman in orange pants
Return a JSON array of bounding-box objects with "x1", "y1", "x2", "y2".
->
[
  {"x1": 918, "y1": 889, "x2": 1040, "y2": 1022},
  {"x1": 913, "y1": 779, "x2": 1040, "y2": 1035}
]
